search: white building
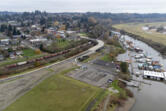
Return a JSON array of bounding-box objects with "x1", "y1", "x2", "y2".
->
[
  {"x1": 143, "y1": 71, "x2": 164, "y2": 81},
  {"x1": 0, "y1": 39, "x2": 10, "y2": 45},
  {"x1": 30, "y1": 38, "x2": 47, "y2": 44}
]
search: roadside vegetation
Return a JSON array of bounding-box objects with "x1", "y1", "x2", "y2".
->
[
  {"x1": 108, "y1": 80, "x2": 133, "y2": 110},
  {"x1": 4, "y1": 67, "x2": 102, "y2": 111},
  {"x1": 101, "y1": 36, "x2": 125, "y2": 62},
  {"x1": 83, "y1": 52, "x2": 102, "y2": 63},
  {"x1": 90, "y1": 90, "x2": 109, "y2": 111},
  {"x1": 100, "y1": 35, "x2": 131, "y2": 81},
  {"x1": 92, "y1": 80, "x2": 134, "y2": 111},
  {"x1": 100, "y1": 54, "x2": 112, "y2": 62}
]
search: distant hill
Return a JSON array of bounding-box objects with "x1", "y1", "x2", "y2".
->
[
  {"x1": 0, "y1": 11, "x2": 20, "y2": 15},
  {"x1": 1, "y1": 11, "x2": 166, "y2": 24},
  {"x1": 85, "y1": 12, "x2": 166, "y2": 24}
]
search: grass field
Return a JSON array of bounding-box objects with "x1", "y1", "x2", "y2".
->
[
  {"x1": 113, "y1": 22, "x2": 166, "y2": 45},
  {"x1": 110, "y1": 80, "x2": 127, "y2": 98},
  {"x1": 4, "y1": 68, "x2": 102, "y2": 111},
  {"x1": 100, "y1": 54, "x2": 112, "y2": 62},
  {"x1": 23, "y1": 48, "x2": 36, "y2": 57},
  {"x1": 56, "y1": 39, "x2": 70, "y2": 49},
  {"x1": 45, "y1": 39, "x2": 72, "y2": 52},
  {"x1": 79, "y1": 33, "x2": 88, "y2": 37}
]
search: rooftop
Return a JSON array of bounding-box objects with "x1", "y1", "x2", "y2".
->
[{"x1": 143, "y1": 71, "x2": 164, "y2": 78}]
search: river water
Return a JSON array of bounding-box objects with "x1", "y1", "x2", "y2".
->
[{"x1": 116, "y1": 34, "x2": 166, "y2": 111}]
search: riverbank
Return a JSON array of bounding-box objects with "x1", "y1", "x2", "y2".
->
[
  {"x1": 106, "y1": 80, "x2": 135, "y2": 111},
  {"x1": 111, "y1": 27, "x2": 166, "y2": 57},
  {"x1": 116, "y1": 32, "x2": 166, "y2": 111},
  {"x1": 115, "y1": 97, "x2": 135, "y2": 111}
]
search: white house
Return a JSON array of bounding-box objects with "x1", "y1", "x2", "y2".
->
[{"x1": 0, "y1": 39, "x2": 10, "y2": 45}]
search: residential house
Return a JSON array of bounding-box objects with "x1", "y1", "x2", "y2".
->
[{"x1": 0, "y1": 39, "x2": 10, "y2": 45}]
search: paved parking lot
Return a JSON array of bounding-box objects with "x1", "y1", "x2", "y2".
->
[{"x1": 68, "y1": 60, "x2": 117, "y2": 88}]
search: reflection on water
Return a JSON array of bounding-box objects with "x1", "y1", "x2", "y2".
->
[{"x1": 117, "y1": 35, "x2": 166, "y2": 111}]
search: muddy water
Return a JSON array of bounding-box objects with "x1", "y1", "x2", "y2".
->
[{"x1": 117, "y1": 35, "x2": 166, "y2": 111}]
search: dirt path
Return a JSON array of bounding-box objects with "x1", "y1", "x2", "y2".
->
[{"x1": 103, "y1": 94, "x2": 111, "y2": 111}]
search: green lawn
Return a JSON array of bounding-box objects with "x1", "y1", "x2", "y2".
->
[
  {"x1": 113, "y1": 22, "x2": 166, "y2": 46},
  {"x1": 110, "y1": 80, "x2": 127, "y2": 98},
  {"x1": 4, "y1": 68, "x2": 102, "y2": 111},
  {"x1": 45, "y1": 39, "x2": 72, "y2": 52},
  {"x1": 56, "y1": 39, "x2": 70, "y2": 49},
  {"x1": 100, "y1": 54, "x2": 112, "y2": 62},
  {"x1": 79, "y1": 33, "x2": 88, "y2": 37},
  {"x1": 23, "y1": 48, "x2": 36, "y2": 57}
]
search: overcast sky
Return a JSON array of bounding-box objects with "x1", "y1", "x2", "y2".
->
[{"x1": 0, "y1": 0, "x2": 166, "y2": 13}]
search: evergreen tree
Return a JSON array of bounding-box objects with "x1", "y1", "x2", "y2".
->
[
  {"x1": 8, "y1": 24, "x2": 12, "y2": 32},
  {"x1": 0, "y1": 24, "x2": 7, "y2": 32},
  {"x1": 13, "y1": 27, "x2": 17, "y2": 35}
]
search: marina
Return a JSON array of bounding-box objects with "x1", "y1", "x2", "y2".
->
[
  {"x1": 114, "y1": 31, "x2": 166, "y2": 111},
  {"x1": 117, "y1": 33, "x2": 166, "y2": 81}
]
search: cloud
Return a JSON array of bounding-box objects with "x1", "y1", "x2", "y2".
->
[{"x1": 0, "y1": 0, "x2": 166, "y2": 13}]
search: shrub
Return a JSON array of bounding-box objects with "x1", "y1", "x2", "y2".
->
[
  {"x1": 35, "y1": 49, "x2": 41, "y2": 55},
  {"x1": 118, "y1": 81, "x2": 127, "y2": 89},
  {"x1": 120, "y1": 62, "x2": 128, "y2": 73},
  {"x1": 119, "y1": 91, "x2": 127, "y2": 100},
  {"x1": 110, "y1": 96, "x2": 118, "y2": 105},
  {"x1": 34, "y1": 61, "x2": 41, "y2": 67},
  {"x1": 119, "y1": 74, "x2": 131, "y2": 81},
  {"x1": 125, "y1": 88, "x2": 134, "y2": 97},
  {"x1": 109, "y1": 96, "x2": 124, "y2": 106}
]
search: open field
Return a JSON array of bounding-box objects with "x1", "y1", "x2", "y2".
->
[
  {"x1": 100, "y1": 54, "x2": 112, "y2": 62},
  {"x1": 4, "y1": 68, "x2": 102, "y2": 111},
  {"x1": 22, "y1": 48, "x2": 37, "y2": 57},
  {"x1": 79, "y1": 33, "x2": 88, "y2": 37},
  {"x1": 56, "y1": 39, "x2": 71, "y2": 49},
  {"x1": 113, "y1": 22, "x2": 166, "y2": 46}
]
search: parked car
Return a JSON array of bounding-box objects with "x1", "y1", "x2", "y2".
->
[{"x1": 107, "y1": 79, "x2": 113, "y2": 83}]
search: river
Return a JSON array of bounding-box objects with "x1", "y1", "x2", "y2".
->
[{"x1": 116, "y1": 34, "x2": 166, "y2": 111}]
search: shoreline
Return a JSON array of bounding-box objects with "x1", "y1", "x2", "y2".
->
[
  {"x1": 115, "y1": 97, "x2": 136, "y2": 111},
  {"x1": 111, "y1": 27, "x2": 166, "y2": 57}
]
